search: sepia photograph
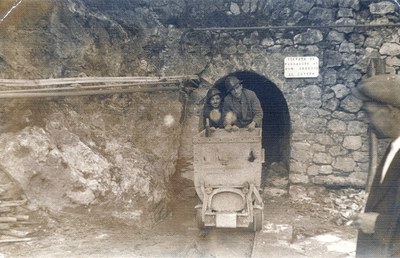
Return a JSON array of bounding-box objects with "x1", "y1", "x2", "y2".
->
[{"x1": 0, "y1": 0, "x2": 399, "y2": 257}]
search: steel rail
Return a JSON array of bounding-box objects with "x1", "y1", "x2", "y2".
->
[{"x1": 191, "y1": 23, "x2": 400, "y2": 31}]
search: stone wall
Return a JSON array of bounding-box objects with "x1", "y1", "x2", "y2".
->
[{"x1": 179, "y1": 0, "x2": 400, "y2": 197}]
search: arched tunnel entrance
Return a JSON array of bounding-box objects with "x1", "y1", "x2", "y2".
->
[{"x1": 214, "y1": 71, "x2": 291, "y2": 176}]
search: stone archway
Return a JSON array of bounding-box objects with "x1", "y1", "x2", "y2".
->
[{"x1": 214, "y1": 71, "x2": 291, "y2": 178}]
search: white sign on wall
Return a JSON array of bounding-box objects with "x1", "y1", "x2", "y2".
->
[{"x1": 284, "y1": 56, "x2": 319, "y2": 78}]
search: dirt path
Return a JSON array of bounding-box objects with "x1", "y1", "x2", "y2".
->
[{"x1": 0, "y1": 182, "x2": 358, "y2": 258}]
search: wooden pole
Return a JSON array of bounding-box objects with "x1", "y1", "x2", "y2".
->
[
  {"x1": 0, "y1": 86, "x2": 181, "y2": 99},
  {"x1": 0, "y1": 82, "x2": 181, "y2": 93},
  {"x1": 365, "y1": 58, "x2": 386, "y2": 193},
  {"x1": 0, "y1": 75, "x2": 199, "y2": 87},
  {"x1": 0, "y1": 76, "x2": 199, "y2": 98},
  {"x1": 0, "y1": 237, "x2": 32, "y2": 244}
]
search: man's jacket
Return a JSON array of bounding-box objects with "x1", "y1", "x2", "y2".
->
[
  {"x1": 223, "y1": 88, "x2": 263, "y2": 128},
  {"x1": 356, "y1": 147, "x2": 400, "y2": 257}
]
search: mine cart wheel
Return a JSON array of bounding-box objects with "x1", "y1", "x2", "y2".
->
[
  {"x1": 253, "y1": 209, "x2": 263, "y2": 232},
  {"x1": 196, "y1": 209, "x2": 205, "y2": 229}
]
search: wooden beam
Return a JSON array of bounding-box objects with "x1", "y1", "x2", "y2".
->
[
  {"x1": 0, "y1": 75, "x2": 199, "y2": 87},
  {"x1": 0, "y1": 237, "x2": 32, "y2": 244},
  {"x1": 0, "y1": 75, "x2": 199, "y2": 98},
  {"x1": 0, "y1": 86, "x2": 181, "y2": 99},
  {"x1": 0, "y1": 82, "x2": 181, "y2": 93}
]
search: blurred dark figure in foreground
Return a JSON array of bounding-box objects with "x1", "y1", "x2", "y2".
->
[{"x1": 354, "y1": 74, "x2": 400, "y2": 257}]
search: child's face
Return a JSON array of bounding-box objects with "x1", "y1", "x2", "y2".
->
[{"x1": 210, "y1": 95, "x2": 221, "y2": 108}]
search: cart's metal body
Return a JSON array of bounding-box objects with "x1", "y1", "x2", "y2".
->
[{"x1": 193, "y1": 128, "x2": 264, "y2": 231}]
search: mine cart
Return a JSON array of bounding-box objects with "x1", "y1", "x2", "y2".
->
[{"x1": 193, "y1": 128, "x2": 264, "y2": 231}]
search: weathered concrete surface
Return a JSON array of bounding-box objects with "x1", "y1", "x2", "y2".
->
[{"x1": 253, "y1": 228, "x2": 356, "y2": 258}]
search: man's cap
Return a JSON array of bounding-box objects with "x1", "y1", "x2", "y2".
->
[
  {"x1": 225, "y1": 76, "x2": 242, "y2": 93},
  {"x1": 354, "y1": 74, "x2": 400, "y2": 108}
]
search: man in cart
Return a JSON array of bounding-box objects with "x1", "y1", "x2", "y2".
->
[{"x1": 223, "y1": 76, "x2": 263, "y2": 131}]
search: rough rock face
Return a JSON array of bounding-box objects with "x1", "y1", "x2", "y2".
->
[
  {"x1": 0, "y1": 0, "x2": 190, "y2": 227},
  {"x1": 0, "y1": 0, "x2": 211, "y2": 79},
  {"x1": 0, "y1": 92, "x2": 183, "y2": 227},
  {"x1": 1, "y1": 0, "x2": 400, "y2": 218}
]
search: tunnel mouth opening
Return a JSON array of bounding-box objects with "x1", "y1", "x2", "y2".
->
[{"x1": 214, "y1": 71, "x2": 291, "y2": 179}]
